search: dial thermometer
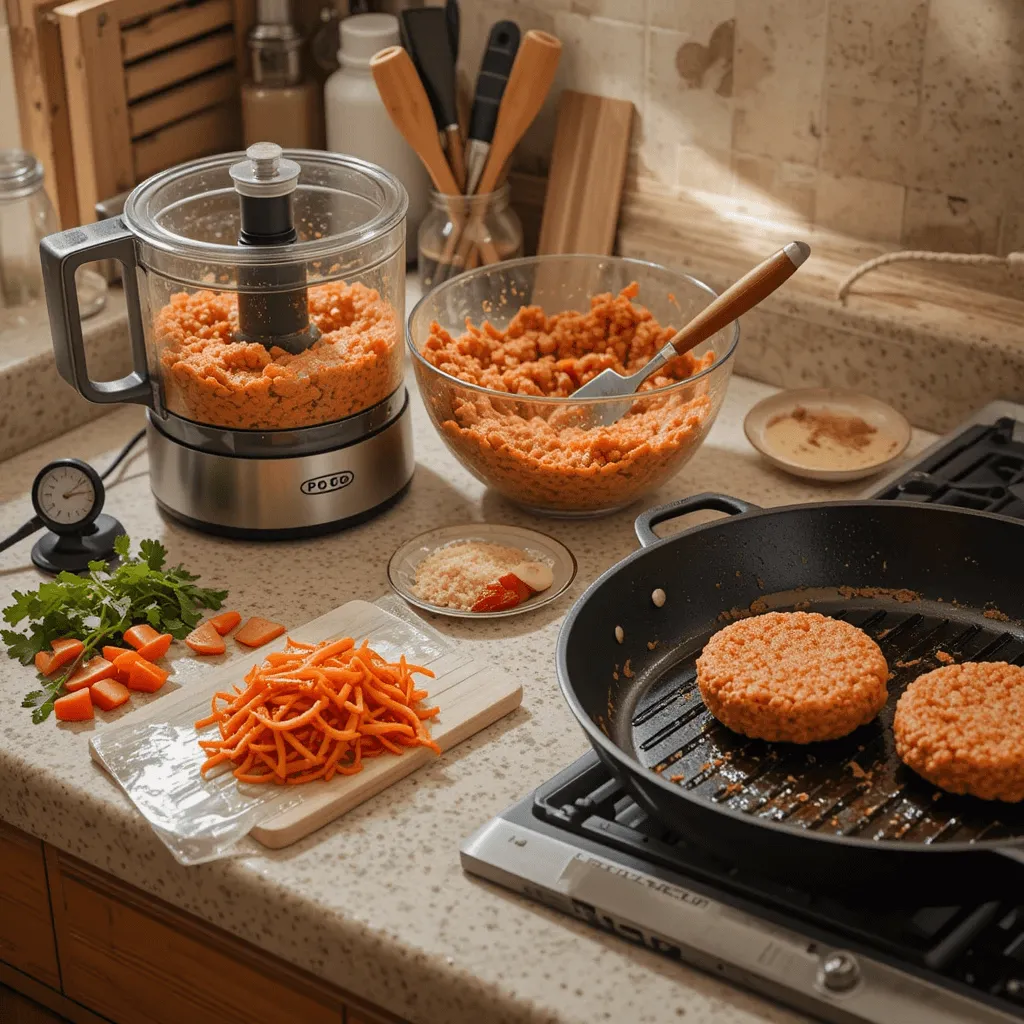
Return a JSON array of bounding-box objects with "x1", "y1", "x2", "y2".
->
[{"x1": 29, "y1": 458, "x2": 125, "y2": 574}]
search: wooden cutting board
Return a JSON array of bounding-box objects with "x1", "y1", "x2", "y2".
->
[
  {"x1": 90, "y1": 600, "x2": 522, "y2": 850},
  {"x1": 537, "y1": 90, "x2": 634, "y2": 256}
]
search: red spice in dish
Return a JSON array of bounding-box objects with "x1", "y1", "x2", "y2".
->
[{"x1": 420, "y1": 284, "x2": 717, "y2": 512}]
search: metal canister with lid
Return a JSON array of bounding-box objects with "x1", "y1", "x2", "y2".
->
[{"x1": 40, "y1": 144, "x2": 413, "y2": 538}]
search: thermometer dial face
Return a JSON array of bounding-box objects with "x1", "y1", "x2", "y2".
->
[{"x1": 31, "y1": 459, "x2": 104, "y2": 534}]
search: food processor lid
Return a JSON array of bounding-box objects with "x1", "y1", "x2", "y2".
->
[
  {"x1": 122, "y1": 148, "x2": 407, "y2": 268},
  {"x1": 0, "y1": 150, "x2": 44, "y2": 200}
]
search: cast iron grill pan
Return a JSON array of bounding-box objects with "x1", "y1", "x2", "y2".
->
[{"x1": 557, "y1": 495, "x2": 1024, "y2": 898}]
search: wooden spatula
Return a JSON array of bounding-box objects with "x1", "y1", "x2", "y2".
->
[
  {"x1": 474, "y1": 29, "x2": 561, "y2": 195},
  {"x1": 370, "y1": 45, "x2": 460, "y2": 194},
  {"x1": 573, "y1": 242, "x2": 811, "y2": 425}
]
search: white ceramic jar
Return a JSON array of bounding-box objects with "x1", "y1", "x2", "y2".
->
[{"x1": 325, "y1": 13, "x2": 429, "y2": 262}]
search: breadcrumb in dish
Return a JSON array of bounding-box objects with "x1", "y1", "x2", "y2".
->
[
  {"x1": 894, "y1": 661, "x2": 1024, "y2": 802},
  {"x1": 695, "y1": 611, "x2": 889, "y2": 744},
  {"x1": 412, "y1": 541, "x2": 538, "y2": 611}
]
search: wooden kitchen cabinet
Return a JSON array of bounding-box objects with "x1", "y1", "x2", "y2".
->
[
  {"x1": 0, "y1": 822, "x2": 60, "y2": 989},
  {"x1": 46, "y1": 848, "x2": 344, "y2": 1024}
]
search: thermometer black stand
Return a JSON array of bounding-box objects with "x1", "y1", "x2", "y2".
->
[{"x1": 31, "y1": 513, "x2": 125, "y2": 575}]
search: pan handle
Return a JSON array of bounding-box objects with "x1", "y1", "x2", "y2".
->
[
  {"x1": 998, "y1": 848, "x2": 1024, "y2": 867},
  {"x1": 635, "y1": 492, "x2": 759, "y2": 548}
]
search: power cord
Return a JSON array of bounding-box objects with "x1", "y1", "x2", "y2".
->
[{"x1": 0, "y1": 429, "x2": 146, "y2": 554}]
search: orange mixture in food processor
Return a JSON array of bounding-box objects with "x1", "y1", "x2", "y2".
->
[{"x1": 155, "y1": 280, "x2": 401, "y2": 430}]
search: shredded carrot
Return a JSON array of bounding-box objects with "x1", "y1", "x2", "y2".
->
[{"x1": 193, "y1": 635, "x2": 439, "y2": 785}]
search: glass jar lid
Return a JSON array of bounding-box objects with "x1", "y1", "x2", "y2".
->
[
  {"x1": 122, "y1": 149, "x2": 407, "y2": 285},
  {"x1": 0, "y1": 150, "x2": 44, "y2": 201}
]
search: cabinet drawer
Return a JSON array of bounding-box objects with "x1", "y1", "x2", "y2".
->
[
  {"x1": 0, "y1": 822, "x2": 59, "y2": 988},
  {"x1": 49, "y1": 852, "x2": 342, "y2": 1024}
]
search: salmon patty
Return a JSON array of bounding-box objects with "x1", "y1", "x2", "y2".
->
[
  {"x1": 894, "y1": 661, "x2": 1024, "y2": 802},
  {"x1": 696, "y1": 611, "x2": 889, "y2": 743}
]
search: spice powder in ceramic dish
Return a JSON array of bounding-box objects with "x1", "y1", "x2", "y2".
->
[
  {"x1": 420, "y1": 283, "x2": 716, "y2": 512},
  {"x1": 763, "y1": 406, "x2": 900, "y2": 471},
  {"x1": 155, "y1": 281, "x2": 401, "y2": 430}
]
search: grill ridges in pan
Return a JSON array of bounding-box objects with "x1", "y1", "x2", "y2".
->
[{"x1": 631, "y1": 602, "x2": 1024, "y2": 845}]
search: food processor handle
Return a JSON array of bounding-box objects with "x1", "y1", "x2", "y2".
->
[{"x1": 39, "y1": 218, "x2": 153, "y2": 407}]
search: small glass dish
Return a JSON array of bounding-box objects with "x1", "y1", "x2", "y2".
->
[{"x1": 388, "y1": 523, "x2": 577, "y2": 619}]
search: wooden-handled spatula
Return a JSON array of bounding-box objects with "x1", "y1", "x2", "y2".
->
[
  {"x1": 573, "y1": 242, "x2": 811, "y2": 425},
  {"x1": 370, "y1": 45, "x2": 460, "y2": 195}
]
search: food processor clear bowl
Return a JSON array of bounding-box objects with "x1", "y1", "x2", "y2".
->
[{"x1": 41, "y1": 149, "x2": 407, "y2": 437}]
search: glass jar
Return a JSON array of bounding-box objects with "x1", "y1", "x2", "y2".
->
[
  {"x1": 418, "y1": 185, "x2": 523, "y2": 290},
  {"x1": 0, "y1": 150, "x2": 106, "y2": 314},
  {"x1": 40, "y1": 146, "x2": 407, "y2": 438}
]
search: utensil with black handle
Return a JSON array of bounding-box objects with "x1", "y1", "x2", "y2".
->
[
  {"x1": 464, "y1": 20, "x2": 521, "y2": 196},
  {"x1": 400, "y1": 7, "x2": 466, "y2": 191}
]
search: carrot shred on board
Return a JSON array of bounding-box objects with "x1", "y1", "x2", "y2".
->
[{"x1": 193, "y1": 635, "x2": 440, "y2": 785}]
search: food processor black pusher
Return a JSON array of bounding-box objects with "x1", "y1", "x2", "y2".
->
[{"x1": 230, "y1": 142, "x2": 319, "y2": 354}]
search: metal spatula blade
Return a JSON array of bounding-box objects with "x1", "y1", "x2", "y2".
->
[{"x1": 573, "y1": 241, "x2": 810, "y2": 426}]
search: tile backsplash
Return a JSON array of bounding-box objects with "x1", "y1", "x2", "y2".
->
[{"x1": 452, "y1": 0, "x2": 1024, "y2": 253}]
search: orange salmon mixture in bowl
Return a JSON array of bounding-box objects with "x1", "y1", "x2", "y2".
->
[
  {"x1": 154, "y1": 280, "x2": 402, "y2": 430},
  {"x1": 410, "y1": 273, "x2": 737, "y2": 514}
]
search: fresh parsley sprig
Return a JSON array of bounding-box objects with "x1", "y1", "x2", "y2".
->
[{"x1": 2, "y1": 535, "x2": 228, "y2": 723}]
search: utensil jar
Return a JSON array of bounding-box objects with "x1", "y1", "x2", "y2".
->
[{"x1": 418, "y1": 185, "x2": 522, "y2": 289}]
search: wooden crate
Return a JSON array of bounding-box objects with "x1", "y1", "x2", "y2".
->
[
  {"x1": 5, "y1": 0, "x2": 80, "y2": 226},
  {"x1": 54, "y1": 0, "x2": 246, "y2": 221}
]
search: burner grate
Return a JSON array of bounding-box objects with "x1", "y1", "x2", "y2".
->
[{"x1": 876, "y1": 418, "x2": 1024, "y2": 520}]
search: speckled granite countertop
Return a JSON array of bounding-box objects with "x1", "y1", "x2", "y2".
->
[{"x1": 0, "y1": 373, "x2": 935, "y2": 1024}]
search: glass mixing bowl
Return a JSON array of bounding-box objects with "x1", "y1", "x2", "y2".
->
[{"x1": 407, "y1": 255, "x2": 739, "y2": 516}]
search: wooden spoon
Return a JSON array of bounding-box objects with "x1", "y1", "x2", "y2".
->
[{"x1": 370, "y1": 45, "x2": 460, "y2": 194}]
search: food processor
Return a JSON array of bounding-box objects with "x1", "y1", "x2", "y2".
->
[{"x1": 39, "y1": 144, "x2": 414, "y2": 538}]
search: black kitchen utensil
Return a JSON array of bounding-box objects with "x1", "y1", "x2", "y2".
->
[
  {"x1": 464, "y1": 20, "x2": 520, "y2": 195},
  {"x1": 400, "y1": 6, "x2": 465, "y2": 190},
  {"x1": 445, "y1": 0, "x2": 459, "y2": 60},
  {"x1": 557, "y1": 493, "x2": 1024, "y2": 901}
]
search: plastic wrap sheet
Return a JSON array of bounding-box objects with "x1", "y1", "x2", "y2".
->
[{"x1": 90, "y1": 596, "x2": 459, "y2": 865}]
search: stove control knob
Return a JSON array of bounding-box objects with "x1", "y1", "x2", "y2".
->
[{"x1": 818, "y1": 951, "x2": 861, "y2": 994}]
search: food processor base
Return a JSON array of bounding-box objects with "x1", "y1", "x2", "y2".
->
[{"x1": 146, "y1": 394, "x2": 415, "y2": 539}]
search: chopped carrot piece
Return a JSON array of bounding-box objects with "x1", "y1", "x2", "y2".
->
[
  {"x1": 127, "y1": 658, "x2": 169, "y2": 693},
  {"x1": 208, "y1": 610, "x2": 241, "y2": 636},
  {"x1": 185, "y1": 621, "x2": 226, "y2": 656},
  {"x1": 123, "y1": 624, "x2": 160, "y2": 650},
  {"x1": 102, "y1": 645, "x2": 133, "y2": 662},
  {"x1": 48, "y1": 637, "x2": 84, "y2": 673},
  {"x1": 90, "y1": 678, "x2": 131, "y2": 711},
  {"x1": 136, "y1": 632, "x2": 172, "y2": 662},
  {"x1": 34, "y1": 650, "x2": 54, "y2": 675},
  {"x1": 54, "y1": 689, "x2": 93, "y2": 722},
  {"x1": 112, "y1": 650, "x2": 143, "y2": 683},
  {"x1": 65, "y1": 656, "x2": 116, "y2": 692},
  {"x1": 235, "y1": 616, "x2": 285, "y2": 648}
]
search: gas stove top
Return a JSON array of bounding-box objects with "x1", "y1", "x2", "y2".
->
[{"x1": 461, "y1": 399, "x2": 1024, "y2": 1024}]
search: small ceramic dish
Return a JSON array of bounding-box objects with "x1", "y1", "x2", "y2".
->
[
  {"x1": 387, "y1": 523, "x2": 577, "y2": 619},
  {"x1": 744, "y1": 388, "x2": 912, "y2": 482}
]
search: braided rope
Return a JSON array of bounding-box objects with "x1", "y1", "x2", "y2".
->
[{"x1": 836, "y1": 250, "x2": 1024, "y2": 303}]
